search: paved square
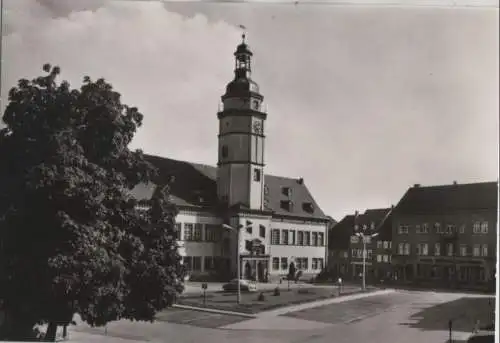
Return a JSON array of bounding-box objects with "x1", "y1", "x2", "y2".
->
[
  {"x1": 282, "y1": 292, "x2": 415, "y2": 324},
  {"x1": 155, "y1": 307, "x2": 249, "y2": 328},
  {"x1": 68, "y1": 290, "x2": 494, "y2": 343}
]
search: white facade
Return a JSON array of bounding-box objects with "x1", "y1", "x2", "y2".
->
[
  {"x1": 134, "y1": 36, "x2": 330, "y2": 282},
  {"x1": 175, "y1": 209, "x2": 327, "y2": 281}
]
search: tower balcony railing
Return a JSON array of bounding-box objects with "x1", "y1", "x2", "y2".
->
[{"x1": 218, "y1": 102, "x2": 268, "y2": 113}]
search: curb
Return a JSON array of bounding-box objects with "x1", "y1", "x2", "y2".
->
[{"x1": 172, "y1": 304, "x2": 256, "y2": 318}]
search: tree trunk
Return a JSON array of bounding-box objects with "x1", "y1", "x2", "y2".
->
[
  {"x1": 62, "y1": 325, "x2": 68, "y2": 340},
  {"x1": 44, "y1": 322, "x2": 57, "y2": 342}
]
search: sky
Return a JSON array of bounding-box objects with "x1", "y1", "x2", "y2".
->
[{"x1": 1, "y1": 0, "x2": 498, "y2": 220}]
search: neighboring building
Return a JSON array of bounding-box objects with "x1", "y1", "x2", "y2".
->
[
  {"x1": 327, "y1": 216, "x2": 351, "y2": 277},
  {"x1": 132, "y1": 35, "x2": 329, "y2": 282},
  {"x1": 349, "y1": 208, "x2": 393, "y2": 283},
  {"x1": 371, "y1": 208, "x2": 394, "y2": 282},
  {"x1": 328, "y1": 207, "x2": 393, "y2": 282},
  {"x1": 391, "y1": 181, "x2": 498, "y2": 290}
]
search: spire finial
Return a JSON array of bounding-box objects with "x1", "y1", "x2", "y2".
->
[{"x1": 238, "y1": 24, "x2": 247, "y2": 43}]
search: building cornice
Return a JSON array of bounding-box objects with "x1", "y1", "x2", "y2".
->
[
  {"x1": 271, "y1": 214, "x2": 330, "y2": 225},
  {"x1": 217, "y1": 161, "x2": 265, "y2": 167},
  {"x1": 217, "y1": 109, "x2": 267, "y2": 121},
  {"x1": 218, "y1": 132, "x2": 266, "y2": 139}
]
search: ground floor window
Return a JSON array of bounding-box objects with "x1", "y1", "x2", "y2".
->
[
  {"x1": 272, "y1": 257, "x2": 279, "y2": 270},
  {"x1": 281, "y1": 257, "x2": 288, "y2": 270},
  {"x1": 204, "y1": 256, "x2": 215, "y2": 271},
  {"x1": 479, "y1": 268, "x2": 486, "y2": 282},
  {"x1": 296, "y1": 257, "x2": 308, "y2": 270},
  {"x1": 183, "y1": 256, "x2": 192, "y2": 271},
  {"x1": 458, "y1": 266, "x2": 467, "y2": 281},
  {"x1": 183, "y1": 256, "x2": 201, "y2": 272},
  {"x1": 192, "y1": 256, "x2": 202, "y2": 271},
  {"x1": 312, "y1": 258, "x2": 324, "y2": 270}
]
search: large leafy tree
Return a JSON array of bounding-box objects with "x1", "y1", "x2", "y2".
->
[{"x1": 0, "y1": 65, "x2": 184, "y2": 341}]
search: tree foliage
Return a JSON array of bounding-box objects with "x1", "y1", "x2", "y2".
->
[{"x1": 0, "y1": 65, "x2": 184, "y2": 341}]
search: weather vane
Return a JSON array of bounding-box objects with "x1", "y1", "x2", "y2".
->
[{"x1": 238, "y1": 24, "x2": 247, "y2": 43}]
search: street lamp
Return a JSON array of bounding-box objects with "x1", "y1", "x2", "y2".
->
[
  {"x1": 223, "y1": 220, "x2": 253, "y2": 304},
  {"x1": 355, "y1": 231, "x2": 379, "y2": 291}
]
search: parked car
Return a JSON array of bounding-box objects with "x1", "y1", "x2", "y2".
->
[
  {"x1": 467, "y1": 330, "x2": 495, "y2": 343},
  {"x1": 222, "y1": 279, "x2": 257, "y2": 292}
]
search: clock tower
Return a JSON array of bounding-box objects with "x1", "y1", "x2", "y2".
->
[{"x1": 217, "y1": 34, "x2": 267, "y2": 210}]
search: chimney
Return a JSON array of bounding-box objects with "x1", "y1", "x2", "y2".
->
[
  {"x1": 297, "y1": 177, "x2": 304, "y2": 185},
  {"x1": 414, "y1": 184, "x2": 420, "y2": 188}
]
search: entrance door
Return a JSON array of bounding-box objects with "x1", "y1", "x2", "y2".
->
[
  {"x1": 257, "y1": 261, "x2": 264, "y2": 282},
  {"x1": 244, "y1": 261, "x2": 252, "y2": 280}
]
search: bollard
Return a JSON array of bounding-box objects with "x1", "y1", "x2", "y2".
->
[{"x1": 448, "y1": 319, "x2": 452, "y2": 343}]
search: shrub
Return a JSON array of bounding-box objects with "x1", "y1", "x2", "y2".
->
[
  {"x1": 273, "y1": 287, "x2": 281, "y2": 296},
  {"x1": 257, "y1": 292, "x2": 265, "y2": 302}
]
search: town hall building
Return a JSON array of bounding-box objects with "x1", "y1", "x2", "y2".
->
[{"x1": 132, "y1": 35, "x2": 331, "y2": 282}]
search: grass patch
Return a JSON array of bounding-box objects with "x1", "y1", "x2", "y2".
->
[{"x1": 177, "y1": 287, "x2": 370, "y2": 314}]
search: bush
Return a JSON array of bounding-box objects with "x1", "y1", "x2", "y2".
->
[
  {"x1": 257, "y1": 292, "x2": 265, "y2": 302},
  {"x1": 273, "y1": 287, "x2": 281, "y2": 296}
]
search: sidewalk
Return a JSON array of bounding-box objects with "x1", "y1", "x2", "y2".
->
[{"x1": 173, "y1": 304, "x2": 256, "y2": 318}]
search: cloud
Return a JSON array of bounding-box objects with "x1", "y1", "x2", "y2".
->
[
  {"x1": 2, "y1": 1, "x2": 498, "y2": 219},
  {"x1": 3, "y1": 0, "x2": 240, "y2": 165}
]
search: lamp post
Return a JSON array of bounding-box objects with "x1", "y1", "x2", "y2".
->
[
  {"x1": 223, "y1": 221, "x2": 253, "y2": 304},
  {"x1": 356, "y1": 231, "x2": 379, "y2": 291}
]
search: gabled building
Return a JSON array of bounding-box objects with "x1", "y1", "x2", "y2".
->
[
  {"x1": 327, "y1": 215, "x2": 351, "y2": 277},
  {"x1": 391, "y1": 181, "x2": 498, "y2": 290},
  {"x1": 349, "y1": 208, "x2": 393, "y2": 282},
  {"x1": 132, "y1": 35, "x2": 330, "y2": 282},
  {"x1": 328, "y1": 207, "x2": 393, "y2": 282}
]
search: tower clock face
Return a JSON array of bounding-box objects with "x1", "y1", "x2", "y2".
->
[{"x1": 253, "y1": 121, "x2": 262, "y2": 134}]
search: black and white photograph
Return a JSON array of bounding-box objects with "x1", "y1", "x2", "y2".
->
[{"x1": 0, "y1": 0, "x2": 498, "y2": 342}]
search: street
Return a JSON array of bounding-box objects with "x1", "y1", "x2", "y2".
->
[{"x1": 66, "y1": 289, "x2": 493, "y2": 343}]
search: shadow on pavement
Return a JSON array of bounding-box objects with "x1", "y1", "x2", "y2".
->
[{"x1": 399, "y1": 297, "x2": 494, "y2": 333}]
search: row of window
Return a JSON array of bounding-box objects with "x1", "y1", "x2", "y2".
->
[
  {"x1": 397, "y1": 242, "x2": 489, "y2": 257},
  {"x1": 398, "y1": 221, "x2": 489, "y2": 235},
  {"x1": 175, "y1": 223, "x2": 223, "y2": 242},
  {"x1": 376, "y1": 241, "x2": 392, "y2": 249},
  {"x1": 376, "y1": 254, "x2": 392, "y2": 263},
  {"x1": 271, "y1": 257, "x2": 324, "y2": 271},
  {"x1": 270, "y1": 229, "x2": 325, "y2": 246},
  {"x1": 351, "y1": 249, "x2": 373, "y2": 259},
  {"x1": 329, "y1": 250, "x2": 349, "y2": 259},
  {"x1": 182, "y1": 256, "x2": 229, "y2": 271}
]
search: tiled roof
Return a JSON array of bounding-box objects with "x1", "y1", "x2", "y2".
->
[
  {"x1": 328, "y1": 215, "x2": 354, "y2": 249},
  {"x1": 377, "y1": 210, "x2": 393, "y2": 241},
  {"x1": 132, "y1": 154, "x2": 327, "y2": 220},
  {"x1": 394, "y1": 181, "x2": 498, "y2": 215},
  {"x1": 328, "y1": 207, "x2": 393, "y2": 249},
  {"x1": 357, "y1": 208, "x2": 392, "y2": 226}
]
